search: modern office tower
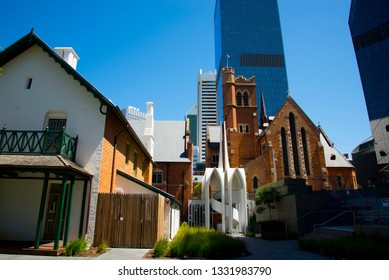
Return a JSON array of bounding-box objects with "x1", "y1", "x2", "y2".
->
[
  {"x1": 186, "y1": 104, "x2": 198, "y2": 146},
  {"x1": 349, "y1": 0, "x2": 389, "y2": 167},
  {"x1": 214, "y1": 0, "x2": 289, "y2": 122},
  {"x1": 197, "y1": 69, "x2": 217, "y2": 163},
  {"x1": 186, "y1": 104, "x2": 199, "y2": 167}
]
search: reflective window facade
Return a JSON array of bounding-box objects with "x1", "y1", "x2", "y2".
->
[
  {"x1": 349, "y1": 0, "x2": 389, "y2": 121},
  {"x1": 214, "y1": 0, "x2": 289, "y2": 120}
]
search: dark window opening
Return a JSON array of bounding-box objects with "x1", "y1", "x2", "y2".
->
[
  {"x1": 289, "y1": 113, "x2": 300, "y2": 176},
  {"x1": 236, "y1": 92, "x2": 242, "y2": 106},
  {"x1": 26, "y1": 77, "x2": 33, "y2": 89},
  {"x1": 281, "y1": 127, "x2": 290, "y2": 176},
  {"x1": 301, "y1": 128, "x2": 311, "y2": 175}
]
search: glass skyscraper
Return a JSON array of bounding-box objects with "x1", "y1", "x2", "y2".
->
[
  {"x1": 214, "y1": 0, "x2": 289, "y2": 121},
  {"x1": 349, "y1": 0, "x2": 389, "y2": 167},
  {"x1": 349, "y1": 0, "x2": 389, "y2": 122}
]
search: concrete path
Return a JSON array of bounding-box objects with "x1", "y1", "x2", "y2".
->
[
  {"x1": 0, "y1": 248, "x2": 150, "y2": 260},
  {"x1": 233, "y1": 236, "x2": 330, "y2": 260},
  {"x1": 0, "y1": 237, "x2": 329, "y2": 260}
]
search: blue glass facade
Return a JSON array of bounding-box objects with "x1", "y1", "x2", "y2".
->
[
  {"x1": 349, "y1": 0, "x2": 389, "y2": 121},
  {"x1": 214, "y1": 0, "x2": 289, "y2": 120}
]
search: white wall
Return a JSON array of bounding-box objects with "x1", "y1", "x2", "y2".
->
[
  {"x1": 115, "y1": 174, "x2": 155, "y2": 195},
  {"x1": 0, "y1": 45, "x2": 107, "y2": 242},
  {"x1": 0, "y1": 178, "x2": 86, "y2": 242},
  {"x1": 0, "y1": 179, "x2": 41, "y2": 240},
  {"x1": 0, "y1": 46, "x2": 106, "y2": 170}
]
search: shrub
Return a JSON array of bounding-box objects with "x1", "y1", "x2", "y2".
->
[
  {"x1": 258, "y1": 220, "x2": 287, "y2": 240},
  {"x1": 153, "y1": 237, "x2": 170, "y2": 257},
  {"x1": 246, "y1": 214, "x2": 256, "y2": 237},
  {"x1": 65, "y1": 237, "x2": 88, "y2": 256},
  {"x1": 97, "y1": 240, "x2": 110, "y2": 254},
  {"x1": 299, "y1": 235, "x2": 389, "y2": 259},
  {"x1": 168, "y1": 222, "x2": 247, "y2": 259}
]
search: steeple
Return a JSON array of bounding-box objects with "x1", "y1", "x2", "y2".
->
[{"x1": 260, "y1": 92, "x2": 269, "y2": 127}]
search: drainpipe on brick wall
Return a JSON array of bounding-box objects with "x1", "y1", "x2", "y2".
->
[
  {"x1": 110, "y1": 127, "x2": 127, "y2": 193},
  {"x1": 166, "y1": 163, "x2": 170, "y2": 194}
]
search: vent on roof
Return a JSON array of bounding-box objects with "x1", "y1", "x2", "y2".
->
[{"x1": 54, "y1": 47, "x2": 79, "y2": 70}]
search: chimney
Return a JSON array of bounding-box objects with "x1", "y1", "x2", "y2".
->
[
  {"x1": 54, "y1": 47, "x2": 80, "y2": 69},
  {"x1": 143, "y1": 102, "x2": 155, "y2": 158}
]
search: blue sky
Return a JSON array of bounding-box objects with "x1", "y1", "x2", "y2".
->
[{"x1": 1, "y1": 0, "x2": 371, "y2": 156}]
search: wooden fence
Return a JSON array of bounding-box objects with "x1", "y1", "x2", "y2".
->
[{"x1": 93, "y1": 193, "x2": 165, "y2": 248}]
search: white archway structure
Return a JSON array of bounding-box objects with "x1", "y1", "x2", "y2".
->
[{"x1": 202, "y1": 123, "x2": 248, "y2": 233}]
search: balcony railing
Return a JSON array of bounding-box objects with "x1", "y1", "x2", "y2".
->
[{"x1": 0, "y1": 127, "x2": 78, "y2": 161}]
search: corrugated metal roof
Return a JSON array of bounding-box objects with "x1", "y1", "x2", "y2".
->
[
  {"x1": 0, "y1": 154, "x2": 92, "y2": 177},
  {"x1": 154, "y1": 121, "x2": 190, "y2": 163}
]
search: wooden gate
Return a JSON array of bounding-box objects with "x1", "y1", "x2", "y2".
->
[{"x1": 93, "y1": 193, "x2": 165, "y2": 248}]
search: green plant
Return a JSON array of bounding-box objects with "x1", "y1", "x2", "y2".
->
[
  {"x1": 153, "y1": 237, "x2": 170, "y2": 257},
  {"x1": 258, "y1": 220, "x2": 287, "y2": 240},
  {"x1": 193, "y1": 182, "x2": 202, "y2": 199},
  {"x1": 97, "y1": 240, "x2": 109, "y2": 254},
  {"x1": 168, "y1": 222, "x2": 248, "y2": 259},
  {"x1": 299, "y1": 235, "x2": 389, "y2": 259},
  {"x1": 245, "y1": 214, "x2": 257, "y2": 237},
  {"x1": 255, "y1": 185, "x2": 281, "y2": 220},
  {"x1": 65, "y1": 237, "x2": 88, "y2": 256}
]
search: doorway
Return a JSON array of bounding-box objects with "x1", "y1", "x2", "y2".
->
[{"x1": 43, "y1": 184, "x2": 69, "y2": 240}]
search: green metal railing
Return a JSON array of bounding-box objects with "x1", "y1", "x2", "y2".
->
[{"x1": 0, "y1": 127, "x2": 78, "y2": 161}]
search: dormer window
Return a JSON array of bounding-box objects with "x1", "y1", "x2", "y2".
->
[{"x1": 26, "y1": 77, "x2": 33, "y2": 89}]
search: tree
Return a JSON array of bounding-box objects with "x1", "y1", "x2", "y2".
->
[
  {"x1": 255, "y1": 185, "x2": 281, "y2": 221},
  {"x1": 193, "y1": 182, "x2": 202, "y2": 199}
]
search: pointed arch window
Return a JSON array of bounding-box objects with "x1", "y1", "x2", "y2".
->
[
  {"x1": 152, "y1": 169, "x2": 163, "y2": 184},
  {"x1": 236, "y1": 92, "x2": 242, "y2": 106},
  {"x1": 289, "y1": 113, "x2": 301, "y2": 176},
  {"x1": 281, "y1": 127, "x2": 290, "y2": 176},
  {"x1": 243, "y1": 92, "x2": 250, "y2": 106},
  {"x1": 337, "y1": 175, "x2": 343, "y2": 188},
  {"x1": 212, "y1": 153, "x2": 219, "y2": 164},
  {"x1": 253, "y1": 176, "x2": 259, "y2": 190},
  {"x1": 301, "y1": 128, "x2": 311, "y2": 175}
]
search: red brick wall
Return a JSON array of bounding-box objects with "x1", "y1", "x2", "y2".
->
[
  {"x1": 153, "y1": 161, "x2": 193, "y2": 222},
  {"x1": 245, "y1": 98, "x2": 329, "y2": 191},
  {"x1": 152, "y1": 137, "x2": 193, "y2": 222},
  {"x1": 99, "y1": 111, "x2": 153, "y2": 193}
]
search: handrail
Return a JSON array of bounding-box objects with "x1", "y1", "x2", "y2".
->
[
  {"x1": 0, "y1": 128, "x2": 77, "y2": 160},
  {"x1": 313, "y1": 210, "x2": 355, "y2": 237},
  {"x1": 296, "y1": 210, "x2": 340, "y2": 222}
]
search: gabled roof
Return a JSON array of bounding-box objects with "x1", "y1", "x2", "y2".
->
[
  {"x1": 128, "y1": 119, "x2": 191, "y2": 163},
  {"x1": 0, "y1": 30, "x2": 153, "y2": 161},
  {"x1": 117, "y1": 170, "x2": 181, "y2": 207},
  {"x1": 259, "y1": 95, "x2": 320, "y2": 137},
  {"x1": 0, "y1": 30, "x2": 112, "y2": 108},
  {"x1": 154, "y1": 121, "x2": 190, "y2": 163},
  {"x1": 318, "y1": 125, "x2": 355, "y2": 168}
]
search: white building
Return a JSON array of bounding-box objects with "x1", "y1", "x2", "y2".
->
[
  {"x1": 0, "y1": 31, "x2": 179, "y2": 251},
  {"x1": 197, "y1": 69, "x2": 217, "y2": 163}
]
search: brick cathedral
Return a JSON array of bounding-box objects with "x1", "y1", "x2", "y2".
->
[{"x1": 206, "y1": 67, "x2": 357, "y2": 193}]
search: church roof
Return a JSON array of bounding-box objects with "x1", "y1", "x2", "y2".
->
[
  {"x1": 154, "y1": 121, "x2": 191, "y2": 163},
  {"x1": 318, "y1": 125, "x2": 355, "y2": 168}
]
